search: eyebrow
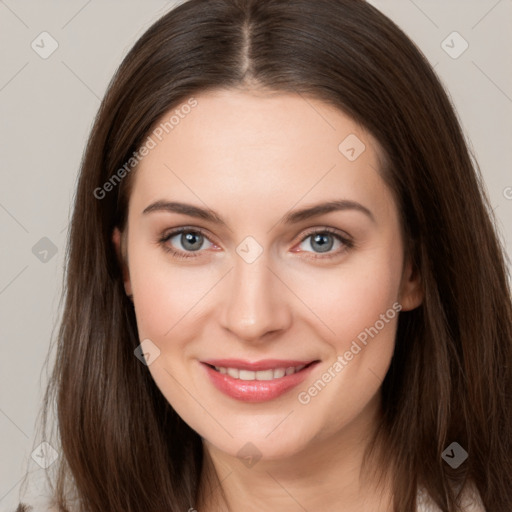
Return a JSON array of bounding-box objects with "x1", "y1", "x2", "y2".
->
[{"x1": 142, "y1": 199, "x2": 375, "y2": 226}]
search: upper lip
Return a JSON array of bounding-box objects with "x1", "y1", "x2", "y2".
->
[{"x1": 202, "y1": 359, "x2": 318, "y2": 371}]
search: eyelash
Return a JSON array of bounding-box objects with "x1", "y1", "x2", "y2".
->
[{"x1": 158, "y1": 226, "x2": 354, "y2": 261}]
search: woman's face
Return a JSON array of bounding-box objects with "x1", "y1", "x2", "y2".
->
[{"x1": 113, "y1": 88, "x2": 422, "y2": 461}]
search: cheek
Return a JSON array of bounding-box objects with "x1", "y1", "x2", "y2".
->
[
  {"x1": 290, "y1": 247, "x2": 402, "y2": 424},
  {"x1": 291, "y1": 265, "x2": 401, "y2": 437},
  {"x1": 128, "y1": 248, "x2": 210, "y2": 419},
  {"x1": 291, "y1": 245, "x2": 403, "y2": 351},
  {"x1": 129, "y1": 245, "x2": 218, "y2": 341}
]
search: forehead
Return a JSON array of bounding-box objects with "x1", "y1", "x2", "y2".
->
[{"x1": 128, "y1": 88, "x2": 393, "y2": 223}]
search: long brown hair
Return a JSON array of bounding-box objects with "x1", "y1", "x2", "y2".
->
[{"x1": 16, "y1": 0, "x2": 512, "y2": 511}]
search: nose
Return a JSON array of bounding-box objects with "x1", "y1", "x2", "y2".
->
[{"x1": 219, "y1": 250, "x2": 292, "y2": 344}]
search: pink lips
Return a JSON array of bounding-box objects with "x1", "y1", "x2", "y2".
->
[
  {"x1": 200, "y1": 358, "x2": 319, "y2": 402},
  {"x1": 202, "y1": 358, "x2": 315, "y2": 371}
]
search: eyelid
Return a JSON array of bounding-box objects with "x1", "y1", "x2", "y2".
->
[{"x1": 297, "y1": 226, "x2": 351, "y2": 243}]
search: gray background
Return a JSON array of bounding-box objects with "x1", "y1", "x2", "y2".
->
[{"x1": 1, "y1": 0, "x2": 511, "y2": 509}]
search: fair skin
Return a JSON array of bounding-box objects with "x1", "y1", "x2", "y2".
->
[{"x1": 113, "y1": 88, "x2": 422, "y2": 511}]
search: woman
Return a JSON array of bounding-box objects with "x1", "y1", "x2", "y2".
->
[{"x1": 15, "y1": 0, "x2": 512, "y2": 511}]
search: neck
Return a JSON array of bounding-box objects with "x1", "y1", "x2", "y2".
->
[{"x1": 195, "y1": 393, "x2": 393, "y2": 512}]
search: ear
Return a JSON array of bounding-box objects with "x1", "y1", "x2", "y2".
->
[
  {"x1": 398, "y1": 256, "x2": 423, "y2": 311},
  {"x1": 112, "y1": 227, "x2": 132, "y2": 297}
]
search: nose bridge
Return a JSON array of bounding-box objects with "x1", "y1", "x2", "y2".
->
[{"x1": 220, "y1": 243, "x2": 291, "y2": 341}]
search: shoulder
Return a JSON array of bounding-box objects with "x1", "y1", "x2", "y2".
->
[
  {"x1": 12, "y1": 505, "x2": 59, "y2": 512},
  {"x1": 13, "y1": 504, "x2": 59, "y2": 512},
  {"x1": 417, "y1": 483, "x2": 486, "y2": 512},
  {"x1": 12, "y1": 497, "x2": 60, "y2": 512},
  {"x1": 8, "y1": 471, "x2": 62, "y2": 512}
]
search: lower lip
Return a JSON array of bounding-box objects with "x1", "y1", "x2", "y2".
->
[{"x1": 201, "y1": 362, "x2": 318, "y2": 402}]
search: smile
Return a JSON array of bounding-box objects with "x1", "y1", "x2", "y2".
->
[
  {"x1": 200, "y1": 359, "x2": 319, "y2": 402},
  {"x1": 210, "y1": 364, "x2": 308, "y2": 380}
]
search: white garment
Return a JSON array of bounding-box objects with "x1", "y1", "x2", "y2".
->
[
  {"x1": 5, "y1": 494, "x2": 58, "y2": 512},
  {"x1": 417, "y1": 485, "x2": 486, "y2": 511}
]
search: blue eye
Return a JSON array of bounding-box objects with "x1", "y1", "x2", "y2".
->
[
  {"x1": 296, "y1": 228, "x2": 354, "y2": 259},
  {"x1": 158, "y1": 227, "x2": 354, "y2": 260},
  {"x1": 159, "y1": 227, "x2": 213, "y2": 259}
]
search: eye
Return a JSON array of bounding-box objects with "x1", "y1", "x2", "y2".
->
[
  {"x1": 295, "y1": 228, "x2": 354, "y2": 259},
  {"x1": 159, "y1": 227, "x2": 216, "y2": 259},
  {"x1": 158, "y1": 226, "x2": 354, "y2": 261}
]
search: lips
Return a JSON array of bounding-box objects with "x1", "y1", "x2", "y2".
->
[
  {"x1": 202, "y1": 358, "x2": 316, "y2": 371},
  {"x1": 200, "y1": 358, "x2": 320, "y2": 402}
]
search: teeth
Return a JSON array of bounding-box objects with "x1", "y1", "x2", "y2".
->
[
  {"x1": 239, "y1": 370, "x2": 255, "y2": 380},
  {"x1": 254, "y1": 369, "x2": 274, "y2": 380},
  {"x1": 273, "y1": 368, "x2": 285, "y2": 379},
  {"x1": 226, "y1": 368, "x2": 239, "y2": 379},
  {"x1": 212, "y1": 364, "x2": 309, "y2": 380}
]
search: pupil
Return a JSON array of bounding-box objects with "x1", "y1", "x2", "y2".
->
[
  {"x1": 183, "y1": 232, "x2": 202, "y2": 251},
  {"x1": 312, "y1": 233, "x2": 333, "y2": 253}
]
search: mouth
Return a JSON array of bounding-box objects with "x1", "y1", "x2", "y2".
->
[
  {"x1": 200, "y1": 359, "x2": 320, "y2": 402},
  {"x1": 204, "y1": 360, "x2": 317, "y2": 380}
]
